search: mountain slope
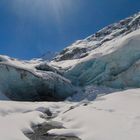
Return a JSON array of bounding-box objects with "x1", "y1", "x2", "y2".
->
[
  {"x1": 51, "y1": 12, "x2": 140, "y2": 89},
  {"x1": 65, "y1": 29, "x2": 140, "y2": 88},
  {"x1": 53, "y1": 12, "x2": 140, "y2": 62}
]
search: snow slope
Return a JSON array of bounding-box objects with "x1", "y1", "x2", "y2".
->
[
  {"x1": 0, "y1": 101, "x2": 55, "y2": 140},
  {"x1": 53, "y1": 12, "x2": 140, "y2": 63},
  {"x1": 0, "y1": 89, "x2": 140, "y2": 140},
  {"x1": 49, "y1": 88, "x2": 140, "y2": 140},
  {"x1": 65, "y1": 29, "x2": 140, "y2": 88},
  {"x1": 50, "y1": 12, "x2": 140, "y2": 89}
]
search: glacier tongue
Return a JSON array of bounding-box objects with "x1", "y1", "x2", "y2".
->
[{"x1": 0, "y1": 60, "x2": 76, "y2": 101}]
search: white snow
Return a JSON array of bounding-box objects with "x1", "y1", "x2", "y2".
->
[
  {"x1": 0, "y1": 88, "x2": 140, "y2": 140},
  {"x1": 48, "y1": 88, "x2": 140, "y2": 140},
  {"x1": 0, "y1": 100, "x2": 77, "y2": 140},
  {"x1": 51, "y1": 27, "x2": 140, "y2": 70},
  {"x1": 52, "y1": 12, "x2": 140, "y2": 70},
  {"x1": 0, "y1": 101, "x2": 54, "y2": 140},
  {"x1": 0, "y1": 55, "x2": 42, "y2": 71},
  {"x1": 63, "y1": 28, "x2": 140, "y2": 88}
]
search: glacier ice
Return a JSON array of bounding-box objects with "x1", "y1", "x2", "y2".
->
[
  {"x1": 65, "y1": 30, "x2": 140, "y2": 89},
  {"x1": 0, "y1": 62, "x2": 76, "y2": 101},
  {"x1": 51, "y1": 12, "x2": 140, "y2": 89}
]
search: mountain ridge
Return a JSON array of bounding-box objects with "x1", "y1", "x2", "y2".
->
[
  {"x1": 53, "y1": 12, "x2": 140, "y2": 62},
  {"x1": 50, "y1": 11, "x2": 140, "y2": 89}
]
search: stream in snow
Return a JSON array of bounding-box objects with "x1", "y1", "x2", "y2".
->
[{"x1": 0, "y1": 88, "x2": 140, "y2": 140}]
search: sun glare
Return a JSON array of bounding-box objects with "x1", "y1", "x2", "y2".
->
[{"x1": 10, "y1": 0, "x2": 74, "y2": 24}]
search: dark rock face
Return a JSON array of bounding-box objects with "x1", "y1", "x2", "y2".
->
[
  {"x1": 25, "y1": 122, "x2": 80, "y2": 140},
  {"x1": 0, "y1": 63, "x2": 76, "y2": 101},
  {"x1": 54, "y1": 48, "x2": 87, "y2": 61}
]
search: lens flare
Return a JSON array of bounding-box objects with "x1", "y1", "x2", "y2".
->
[{"x1": 10, "y1": 0, "x2": 74, "y2": 23}]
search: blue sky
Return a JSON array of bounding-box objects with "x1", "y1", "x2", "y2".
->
[{"x1": 0, "y1": 0, "x2": 140, "y2": 59}]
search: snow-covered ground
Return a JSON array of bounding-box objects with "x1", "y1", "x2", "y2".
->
[
  {"x1": 0, "y1": 88, "x2": 140, "y2": 140},
  {"x1": 0, "y1": 101, "x2": 46, "y2": 140},
  {"x1": 0, "y1": 101, "x2": 67, "y2": 140},
  {"x1": 50, "y1": 88, "x2": 140, "y2": 140}
]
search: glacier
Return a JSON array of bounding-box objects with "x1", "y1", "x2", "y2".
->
[
  {"x1": 51, "y1": 12, "x2": 140, "y2": 89},
  {"x1": 0, "y1": 57, "x2": 76, "y2": 101},
  {"x1": 65, "y1": 29, "x2": 140, "y2": 89}
]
